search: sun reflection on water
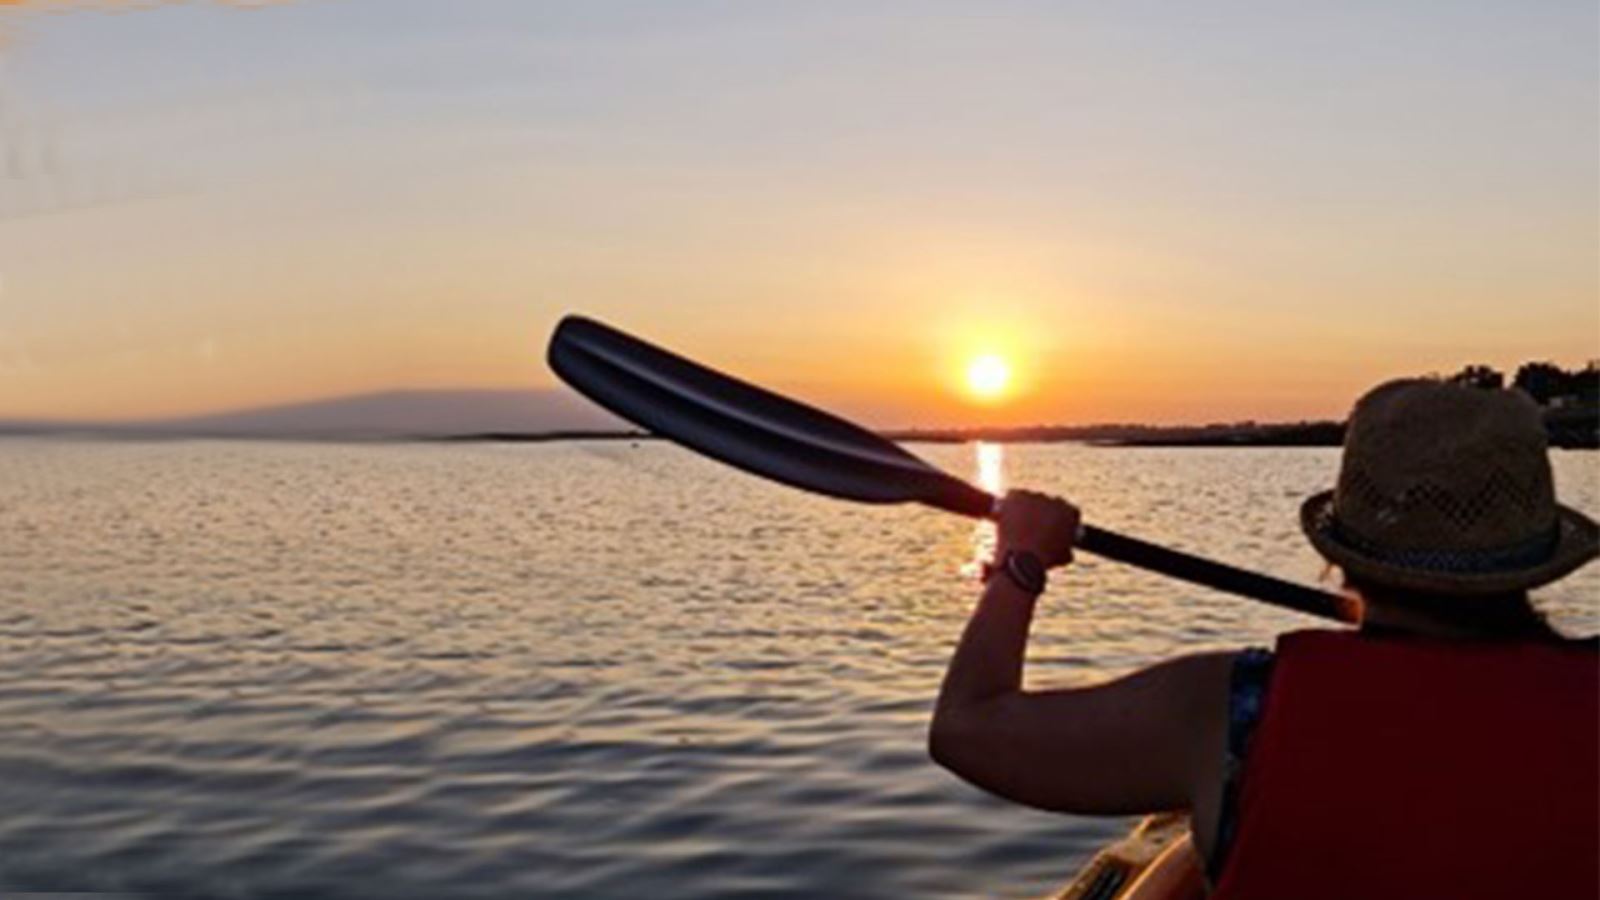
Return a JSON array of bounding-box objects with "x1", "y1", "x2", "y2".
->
[
  {"x1": 0, "y1": 441, "x2": 1595, "y2": 898},
  {"x1": 963, "y1": 441, "x2": 1005, "y2": 578}
]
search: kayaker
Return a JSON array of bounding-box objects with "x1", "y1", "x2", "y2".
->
[{"x1": 929, "y1": 378, "x2": 1599, "y2": 899}]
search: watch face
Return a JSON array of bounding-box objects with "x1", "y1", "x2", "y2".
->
[{"x1": 1009, "y1": 551, "x2": 1046, "y2": 593}]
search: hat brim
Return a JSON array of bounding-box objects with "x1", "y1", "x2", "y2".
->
[{"x1": 1300, "y1": 490, "x2": 1600, "y2": 595}]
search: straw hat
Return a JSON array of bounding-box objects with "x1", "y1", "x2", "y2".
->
[{"x1": 1301, "y1": 379, "x2": 1599, "y2": 594}]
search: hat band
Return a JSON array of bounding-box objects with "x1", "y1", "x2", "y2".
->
[{"x1": 1329, "y1": 518, "x2": 1561, "y2": 576}]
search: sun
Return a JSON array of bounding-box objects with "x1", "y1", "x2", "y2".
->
[{"x1": 965, "y1": 354, "x2": 1011, "y2": 399}]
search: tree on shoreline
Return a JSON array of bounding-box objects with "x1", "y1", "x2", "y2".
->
[
  {"x1": 1442, "y1": 361, "x2": 1598, "y2": 409},
  {"x1": 1510, "y1": 361, "x2": 1600, "y2": 407}
]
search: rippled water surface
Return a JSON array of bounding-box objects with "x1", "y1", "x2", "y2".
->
[{"x1": 1, "y1": 441, "x2": 1595, "y2": 898}]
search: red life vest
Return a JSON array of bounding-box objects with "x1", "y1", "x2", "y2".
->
[{"x1": 1211, "y1": 629, "x2": 1599, "y2": 900}]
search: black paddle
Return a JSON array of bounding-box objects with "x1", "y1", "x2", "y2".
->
[{"x1": 547, "y1": 315, "x2": 1356, "y2": 624}]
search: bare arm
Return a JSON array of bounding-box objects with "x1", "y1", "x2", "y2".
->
[{"x1": 929, "y1": 491, "x2": 1234, "y2": 833}]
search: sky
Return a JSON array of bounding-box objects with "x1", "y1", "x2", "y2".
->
[{"x1": 0, "y1": 0, "x2": 1595, "y2": 427}]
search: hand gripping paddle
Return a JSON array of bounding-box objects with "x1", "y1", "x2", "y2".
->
[{"x1": 547, "y1": 315, "x2": 1355, "y2": 623}]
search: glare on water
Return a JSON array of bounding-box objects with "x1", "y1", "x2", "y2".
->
[
  {"x1": 0, "y1": 440, "x2": 1593, "y2": 898},
  {"x1": 965, "y1": 442, "x2": 1007, "y2": 579}
]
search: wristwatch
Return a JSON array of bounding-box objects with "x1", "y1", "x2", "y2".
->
[{"x1": 992, "y1": 549, "x2": 1047, "y2": 595}]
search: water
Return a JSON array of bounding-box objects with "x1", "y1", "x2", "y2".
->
[{"x1": 0, "y1": 441, "x2": 1595, "y2": 898}]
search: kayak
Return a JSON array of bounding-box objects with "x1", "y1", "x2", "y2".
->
[
  {"x1": 1050, "y1": 814, "x2": 1204, "y2": 900},
  {"x1": 1049, "y1": 813, "x2": 1206, "y2": 900}
]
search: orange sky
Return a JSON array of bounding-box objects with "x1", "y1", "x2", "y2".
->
[{"x1": 0, "y1": 2, "x2": 1595, "y2": 427}]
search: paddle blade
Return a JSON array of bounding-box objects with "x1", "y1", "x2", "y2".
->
[{"x1": 547, "y1": 315, "x2": 994, "y2": 517}]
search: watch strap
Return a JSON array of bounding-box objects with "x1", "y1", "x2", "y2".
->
[{"x1": 997, "y1": 549, "x2": 1047, "y2": 595}]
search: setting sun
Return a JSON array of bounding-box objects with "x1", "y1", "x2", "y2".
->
[{"x1": 965, "y1": 354, "x2": 1012, "y2": 400}]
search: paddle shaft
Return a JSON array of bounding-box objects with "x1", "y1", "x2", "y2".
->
[
  {"x1": 1079, "y1": 525, "x2": 1354, "y2": 621},
  {"x1": 549, "y1": 315, "x2": 1358, "y2": 625},
  {"x1": 929, "y1": 472, "x2": 1356, "y2": 623}
]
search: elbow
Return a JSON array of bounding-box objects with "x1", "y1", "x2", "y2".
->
[
  {"x1": 926, "y1": 706, "x2": 979, "y2": 774},
  {"x1": 927, "y1": 693, "x2": 1021, "y2": 781},
  {"x1": 926, "y1": 713, "x2": 954, "y2": 770}
]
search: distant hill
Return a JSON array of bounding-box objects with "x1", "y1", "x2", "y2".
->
[{"x1": 0, "y1": 389, "x2": 624, "y2": 439}]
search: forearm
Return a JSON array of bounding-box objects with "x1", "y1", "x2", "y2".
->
[
  {"x1": 930, "y1": 489, "x2": 1078, "y2": 781},
  {"x1": 926, "y1": 491, "x2": 1223, "y2": 817},
  {"x1": 934, "y1": 575, "x2": 1039, "y2": 718}
]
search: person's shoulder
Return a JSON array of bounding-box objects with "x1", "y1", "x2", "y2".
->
[
  {"x1": 1141, "y1": 651, "x2": 1242, "y2": 709},
  {"x1": 1099, "y1": 652, "x2": 1240, "y2": 719},
  {"x1": 1272, "y1": 627, "x2": 1350, "y2": 649},
  {"x1": 1153, "y1": 649, "x2": 1243, "y2": 674}
]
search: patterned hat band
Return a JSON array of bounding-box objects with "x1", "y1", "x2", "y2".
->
[{"x1": 1327, "y1": 515, "x2": 1561, "y2": 576}]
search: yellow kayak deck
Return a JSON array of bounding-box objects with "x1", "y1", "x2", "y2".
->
[{"x1": 1049, "y1": 814, "x2": 1206, "y2": 900}]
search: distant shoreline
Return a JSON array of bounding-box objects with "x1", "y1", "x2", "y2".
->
[
  {"x1": 441, "y1": 408, "x2": 1599, "y2": 450},
  {"x1": 2, "y1": 411, "x2": 1594, "y2": 449},
  {"x1": 431, "y1": 413, "x2": 1596, "y2": 450},
  {"x1": 422, "y1": 423, "x2": 1355, "y2": 447},
  {"x1": 883, "y1": 421, "x2": 1351, "y2": 447},
  {"x1": 5, "y1": 376, "x2": 1591, "y2": 449}
]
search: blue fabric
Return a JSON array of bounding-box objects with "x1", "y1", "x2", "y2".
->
[{"x1": 1209, "y1": 647, "x2": 1275, "y2": 882}]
